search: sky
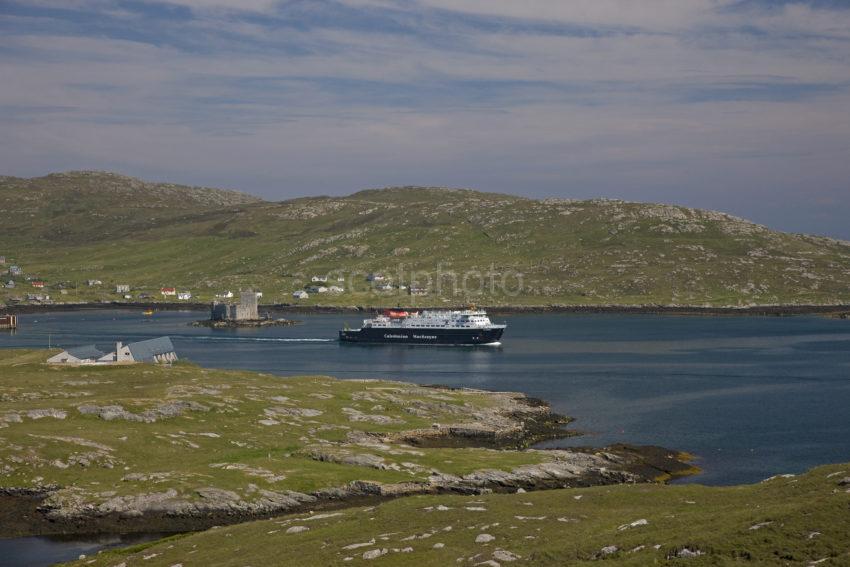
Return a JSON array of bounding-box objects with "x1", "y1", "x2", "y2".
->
[{"x1": 1, "y1": 1, "x2": 849, "y2": 238}]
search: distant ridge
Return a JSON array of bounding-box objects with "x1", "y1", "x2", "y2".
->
[
  {"x1": 5, "y1": 170, "x2": 263, "y2": 207},
  {"x1": 1, "y1": 171, "x2": 849, "y2": 307}
]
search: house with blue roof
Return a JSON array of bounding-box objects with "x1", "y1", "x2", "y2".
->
[
  {"x1": 48, "y1": 337, "x2": 177, "y2": 365},
  {"x1": 99, "y1": 337, "x2": 178, "y2": 364}
]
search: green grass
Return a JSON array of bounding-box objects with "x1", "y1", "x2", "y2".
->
[
  {"x1": 64, "y1": 463, "x2": 850, "y2": 566},
  {"x1": 0, "y1": 350, "x2": 549, "y2": 520},
  {"x1": 2, "y1": 171, "x2": 850, "y2": 307}
]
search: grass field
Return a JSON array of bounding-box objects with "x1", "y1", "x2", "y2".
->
[
  {"x1": 2, "y1": 171, "x2": 850, "y2": 307},
  {"x1": 65, "y1": 462, "x2": 850, "y2": 566},
  {"x1": 0, "y1": 349, "x2": 587, "y2": 539}
]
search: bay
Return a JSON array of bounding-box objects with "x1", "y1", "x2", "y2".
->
[{"x1": 1, "y1": 309, "x2": 849, "y2": 487}]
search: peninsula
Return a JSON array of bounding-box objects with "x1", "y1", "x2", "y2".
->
[{"x1": 0, "y1": 350, "x2": 692, "y2": 539}]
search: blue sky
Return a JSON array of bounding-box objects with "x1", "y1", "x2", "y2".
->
[{"x1": 2, "y1": 0, "x2": 849, "y2": 238}]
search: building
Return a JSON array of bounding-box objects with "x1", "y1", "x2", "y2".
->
[
  {"x1": 0, "y1": 256, "x2": 5, "y2": 264},
  {"x1": 210, "y1": 290, "x2": 259, "y2": 322},
  {"x1": 328, "y1": 285, "x2": 344, "y2": 293},
  {"x1": 215, "y1": 291, "x2": 234, "y2": 299},
  {"x1": 26, "y1": 293, "x2": 49, "y2": 302},
  {"x1": 161, "y1": 287, "x2": 176, "y2": 297},
  {"x1": 98, "y1": 337, "x2": 178, "y2": 364},
  {"x1": 292, "y1": 290, "x2": 309, "y2": 299},
  {"x1": 86, "y1": 279, "x2": 102, "y2": 286},
  {"x1": 366, "y1": 273, "x2": 385, "y2": 282},
  {"x1": 47, "y1": 345, "x2": 106, "y2": 365},
  {"x1": 5, "y1": 280, "x2": 14, "y2": 289},
  {"x1": 116, "y1": 284, "x2": 130, "y2": 293},
  {"x1": 48, "y1": 337, "x2": 177, "y2": 365},
  {"x1": 0, "y1": 315, "x2": 17, "y2": 329},
  {"x1": 311, "y1": 275, "x2": 328, "y2": 283},
  {"x1": 31, "y1": 281, "x2": 45, "y2": 288},
  {"x1": 306, "y1": 285, "x2": 328, "y2": 293},
  {"x1": 9, "y1": 266, "x2": 22, "y2": 276},
  {"x1": 375, "y1": 283, "x2": 393, "y2": 292},
  {"x1": 409, "y1": 286, "x2": 428, "y2": 296},
  {"x1": 177, "y1": 291, "x2": 192, "y2": 300}
]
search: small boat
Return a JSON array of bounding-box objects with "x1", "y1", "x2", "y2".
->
[{"x1": 142, "y1": 309, "x2": 155, "y2": 316}]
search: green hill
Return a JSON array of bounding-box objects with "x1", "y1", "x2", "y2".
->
[{"x1": 2, "y1": 171, "x2": 849, "y2": 307}]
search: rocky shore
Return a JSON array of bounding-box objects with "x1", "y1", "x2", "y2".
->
[
  {"x1": 0, "y1": 353, "x2": 696, "y2": 538},
  {"x1": 0, "y1": 443, "x2": 694, "y2": 538},
  {"x1": 190, "y1": 318, "x2": 299, "y2": 328}
]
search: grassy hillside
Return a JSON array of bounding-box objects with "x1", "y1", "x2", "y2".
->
[
  {"x1": 0, "y1": 350, "x2": 690, "y2": 538},
  {"x1": 2, "y1": 171, "x2": 850, "y2": 307},
  {"x1": 67, "y1": 462, "x2": 850, "y2": 566},
  {"x1": 0, "y1": 350, "x2": 539, "y2": 533}
]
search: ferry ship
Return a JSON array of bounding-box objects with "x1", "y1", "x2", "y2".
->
[{"x1": 339, "y1": 308, "x2": 506, "y2": 345}]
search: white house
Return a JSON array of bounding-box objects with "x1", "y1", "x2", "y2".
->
[
  {"x1": 375, "y1": 283, "x2": 393, "y2": 292},
  {"x1": 306, "y1": 285, "x2": 328, "y2": 293},
  {"x1": 49, "y1": 337, "x2": 178, "y2": 365},
  {"x1": 311, "y1": 275, "x2": 328, "y2": 283},
  {"x1": 116, "y1": 284, "x2": 130, "y2": 293},
  {"x1": 47, "y1": 345, "x2": 106, "y2": 365},
  {"x1": 86, "y1": 279, "x2": 102, "y2": 286},
  {"x1": 216, "y1": 290, "x2": 234, "y2": 299},
  {"x1": 366, "y1": 273, "x2": 385, "y2": 282},
  {"x1": 255, "y1": 291, "x2": 263, "y2": 298},
  {"x1": 177, "y1": 291, "x2": 192, "y2": 300},
  {"x1": 337, "y1": 276, "x2": 345, "y2": 282},
  {"x1": 292, "y1": 290, "x2": 309, "y2": 299},
  {"x1": 328, "y1": 285, "x2": 344, "y2": 293}
]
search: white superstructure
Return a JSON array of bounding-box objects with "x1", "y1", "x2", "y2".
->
[{"x1": 361, "y1": 309, "x2": 503, "y2": 330}]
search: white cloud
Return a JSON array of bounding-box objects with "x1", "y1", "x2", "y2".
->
[{"x1": 2, "y1": 0, "x2": 850, "y2": 236}]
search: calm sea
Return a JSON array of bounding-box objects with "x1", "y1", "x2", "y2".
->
[
  {"x1": 2, "y1": 309, "x2": 848, "y2": 486},
  {"x1": 2, "y1": 309, "x2": 849, "y2": 564}
]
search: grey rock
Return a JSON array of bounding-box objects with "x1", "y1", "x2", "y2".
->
[
  {"x1": 598, "y1": 546, "x2": 619, "y2": 556},
  {"x1": 673, "y1": 548, "x2": 704, "y2": 558},
  {"x1": 286, "y1": 526, "x2": 309, "y2": 534},
  {"x1": 26, "y1": 409, "x2": 67, "y2": 420},
  {"x1": 493, "y1": 549, "x2": 520, "y2": 562},
  {"x1": 362, "y1": 548, "x2": 388, "y2": 560}
]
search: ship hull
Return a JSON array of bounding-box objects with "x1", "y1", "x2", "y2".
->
[{"x1": 339, "y1": 326, "x2": 504, "y2": 345}]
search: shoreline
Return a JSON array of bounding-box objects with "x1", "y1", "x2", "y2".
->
[
  {"x1": 0, "y1": 369, "x2": 696, "y2": 539},
  {"x1": 0, "y1": 442, "x2": 695, "y2": 539},
  {"x1": 2, "y1": 301, "x2": 850, "y2": 317}
]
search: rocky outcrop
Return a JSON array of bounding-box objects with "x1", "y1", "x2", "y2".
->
[
  {"x1": 14, "y1": 444, "x2": 690, "y2": 536},
  {"x1": 77, "y1": 401, "x2": 209, "y2": 423},
  {"x1": 191, "y1": 318, "x2": 298, "y2": 328}
]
